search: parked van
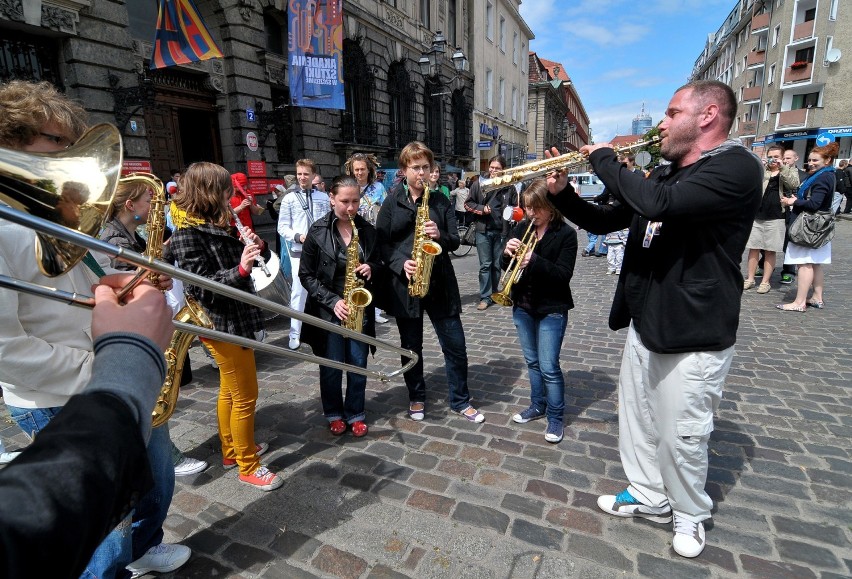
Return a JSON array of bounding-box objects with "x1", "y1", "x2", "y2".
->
[{"x1": 567, "y1": 173, "x2": 605, "y2": 199}]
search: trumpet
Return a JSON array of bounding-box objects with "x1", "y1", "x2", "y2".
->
[
  {"x1": 479, "y1": 136, "x2": 661, "y2": 193},
  {"x1": 491, "y1": 219, "x2": 537, "y2": 307}
]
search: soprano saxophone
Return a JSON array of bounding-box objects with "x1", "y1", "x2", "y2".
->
[
  {"x1": 342, "y1": 214, "x2": 372, "y2": 333},
  {"x1": 123, "y1": 172, "x2": 213, "y2": 427},
  {"x1": 408, "y1": 180, "x2": 443, "y2": 298}
]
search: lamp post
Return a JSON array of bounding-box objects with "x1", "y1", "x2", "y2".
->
[{"x1": 417, "y1": 31, "x2": 468, "y2": 161}]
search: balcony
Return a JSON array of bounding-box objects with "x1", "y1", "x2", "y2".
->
[
  {"x1": 739, "y1": 120, "x2": 757, "y2": 136},
  {"x1": 784, "y1": 62, "x2": 813, "y2": 84},
  {"x1": 793, "y1": 20, "x2": 815, "y2": 41},
  {"x1": 776, "y1": 108, "x2": 808, "y2": 129},
  {"x1": 742, "y1": 86, "x2": 762, "y2": 102},
  {"x1": 747, "y1": 50, "x2": 766, "y2": 67},
  {"x1": 751, "y1": 12, "x2": 770, "y2": 31}
]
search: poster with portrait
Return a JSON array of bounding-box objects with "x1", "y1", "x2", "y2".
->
[{"x1": 289, "y1": 0, "x2": 345, "y2": 110}]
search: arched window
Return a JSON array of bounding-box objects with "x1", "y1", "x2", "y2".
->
[
  {"x1": 424, "y1": 76, "x2": 443, "y2": 154},
  {"x1": 388, "y1": 61, "x2": 416, "y2": 149},
  {"x1": 451, "y1": 88, "x2": 470, "y2": 157},
  {"x1": 264, "y1": 10, "x2": 287, "y2": 56},
  {"x1": 341, "y1": 39, "x2": 376, "y2": 145}
]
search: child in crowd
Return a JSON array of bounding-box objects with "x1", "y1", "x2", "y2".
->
[{"x1": 604, "y1": 227, "x2": 629, "y2": 274}]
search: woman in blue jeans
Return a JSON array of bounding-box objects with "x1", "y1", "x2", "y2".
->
[{"x1": 501, "y1": 180, "x2": 577, "y2": 442}]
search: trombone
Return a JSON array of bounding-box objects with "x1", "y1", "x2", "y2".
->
[{"x1": 0, "y1": 126, "x2": 417, "y2": 382}]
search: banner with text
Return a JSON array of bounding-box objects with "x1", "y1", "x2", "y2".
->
[{"x1": 289, "y1": 0, "x2": 345, "y2": 110}]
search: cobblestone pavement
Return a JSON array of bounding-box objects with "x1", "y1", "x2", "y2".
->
[{"x1": 3, "y1": 218, "x2": 851, "y2": 578}]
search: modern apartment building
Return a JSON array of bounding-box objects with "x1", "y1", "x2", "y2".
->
[
  {"x1": 691, "y1": 0, "x2": 850, "y2": 161},
  {"x1": 469, "y1": 0, "x2": 534, "y2": 169}
]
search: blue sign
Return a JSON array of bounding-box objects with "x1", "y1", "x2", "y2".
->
[
  {"x1": 526, "y1": 153, "x2": 537, "y2": 159},
  {"x1": 816, "y1": 132, "x2": 835, "y2": 146},
  {"x1": 478, "y1": 141, "x2": 493, "y2": 149},
  {"x1": 246, "y1": 108, "x2": 256, "y2": 122}
]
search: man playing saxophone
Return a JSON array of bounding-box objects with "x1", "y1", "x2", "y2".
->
[
  {"x1": 374, "y1": 142, "x2": 485, "y2": 424},
  {"x1": 299, "y1": 176, "x2": 379, "y2": 437}
]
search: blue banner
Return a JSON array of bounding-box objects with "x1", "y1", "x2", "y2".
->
[{"x1": 289, "y1": 0, "x2": 345, "y2": 110}]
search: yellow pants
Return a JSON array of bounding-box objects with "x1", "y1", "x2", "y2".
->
[{"x1": 204, "y1": 339, "x2": 261, "y2": 476}]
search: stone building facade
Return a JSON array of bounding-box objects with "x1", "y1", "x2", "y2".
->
[{"x1": 0, "y1": 0, "x2": 475, "y2": 184}]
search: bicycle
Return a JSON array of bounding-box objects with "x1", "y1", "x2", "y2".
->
[{"x1": 451, "y1": 224, "x2": 474, "y2": 257}]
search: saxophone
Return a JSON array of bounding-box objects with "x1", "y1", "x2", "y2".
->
[
  {"x1": 342, "y1": 214, "x2": 373, "y2": 333},
  {"x1": 122, "y1": 172, "x2": 213, "y2": 427},
  {"x1": 408, "y1": 180, "x2": 443, "y2": 298}
]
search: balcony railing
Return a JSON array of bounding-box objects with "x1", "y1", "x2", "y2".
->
[
  {"x1": 747, "y1": 51, "x2": 766, "y2": 67},
  {"x1": 739, "y1": 120, "x2": 757, "y2": 135},
  {"x1": 742, "y1": 86, "x2": 762, "y2": 102},
  {"x1": 784, "y1": 62, "x2": 813, "y2": 84},
  {"x1": 776, "y1": 108, "x2": 808, "y2": 129},
  {"x1": 793, "y1": 20, "x2": 815, "y2": 41},
  {"x1": 751, "y1": 12, "x2": 770, "y2": 31}
]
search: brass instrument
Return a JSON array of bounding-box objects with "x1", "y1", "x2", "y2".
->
[
  {"x1": 0, "y1": 126, "x2": 418, "y2": 384},
  {"x1": 342, "y1": 214, "x2": 372, "y2": 333},
  {"x1": 408, "y1": 180, "x2": 442, "y2": 298},
  {"x1": 479, "y1": 136, "x2": 661, "y2": 193},
  {"x1": 491, "y1": 219, "x2": 538, "y2": 307}
]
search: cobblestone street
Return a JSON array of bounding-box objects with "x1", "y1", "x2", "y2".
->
[{"x1": 3, "y1": 219, "x2": 851, "y2": 579}]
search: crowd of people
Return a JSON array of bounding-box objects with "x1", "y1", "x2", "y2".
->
[{"x1": 1, "y1": 75, "x2": 847, "y2": 576}]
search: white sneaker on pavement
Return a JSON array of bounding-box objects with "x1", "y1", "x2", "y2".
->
[
  {"x1": 174, "y1": 457, "x2": 208, "y2": 477},
  {"x1": 289, "y1": 336, "x2": 300, "y2": 349},
  {"x1": 672, "y1": 515, "x2": 706, "y2": 558},
  {"x1": 0, "y1": 451, "x2": 21, "y2": 464},
  {"x1": 375, "y1": 309, "x2": 388, "y2": 324},
  {"x1": 127, "y1": 543, "x2": 191, "y2": 577}
]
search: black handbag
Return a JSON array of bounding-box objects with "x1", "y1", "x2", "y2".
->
[
  {"x1": 461, "y1": 223, "x2": 477, "y2": 246},
  {"x1": 788, "y1": 210, "x2": 835, "y2": 249}
]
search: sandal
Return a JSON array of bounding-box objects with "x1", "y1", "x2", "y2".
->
[
  {"x1": 775, "y1": 303, "x2": 806, "y2": 312},
  {"x1": 408, "y1": 402, "x2": 425, "y2": 421},
  {"x1": 756, "y1": 282, "x2": 771, "y2": 294},
  {"x1": 329, "y1": 419, "x2": 347, "y2": 435},
  {"x1": 807, "y1": 300, "x2": 824, "y2": 309},
  {"x1": 456, "y1": 405, "x2": 485, "y2": 423}
]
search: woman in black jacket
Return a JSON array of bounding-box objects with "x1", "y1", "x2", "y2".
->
[
  {"x1": 501, "y1": 180, "x2": 577, "y2": 443},
  {"x1": 299, "y1": 176, "x2": 379, "y2": 437}
]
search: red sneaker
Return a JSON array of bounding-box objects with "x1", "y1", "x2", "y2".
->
[
  {"x1": 351, "y1": 421, "x2": 368, "y2": 437},
  {"x1": 222, "y1": 442, "x2": 268, "y2": 469},
  {"x1": 238, "y1": 466, "x2": 283, "y2": 491},
  {"x1": 329, "y1": 420, "x2": 346, "y2": 436}
]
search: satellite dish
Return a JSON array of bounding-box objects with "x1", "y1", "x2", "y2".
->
[
  {"x1": 826, "y1": 48, "x2": 842, "y2": 63},
  {"x1": 635, "y1": 151, "x2": 652, "y2": 168}
]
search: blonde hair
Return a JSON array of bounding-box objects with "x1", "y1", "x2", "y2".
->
[
  {"x1": 106, "y1": 180, "x2": 151, "y2": 221},
  {"x1": 172, "y1": 162, "x2": 232, "y2": 228},
  {"x1": 0, "y1": 80, "x2": 87, "y2": 147},
  {"x1": 522, "y1": 179, "x2": 564, "y2": 224}
]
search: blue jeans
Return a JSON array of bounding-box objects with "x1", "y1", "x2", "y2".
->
[
  {"x1": 396, "y1": 313, "x2": 471, "y2": 412},
  {"x1": 512, "y1": 307, "x2": 568, "y2": 424},
  {"x1": 585, "y1": 233, "x2": 607, "y2": 255},
  {"x1": 320, "y1": 330, "x2": 368, "y2": 423},
  {"x1": 475, "y1": 230, "x2": 503, "y2": 301},
  {"x1": 8, "y1": 405, "x2": 174, "y2": 578}
]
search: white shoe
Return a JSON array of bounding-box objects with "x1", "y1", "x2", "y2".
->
[
  {"x1": 672, "y1": 515, "x2": 706, "y2": 558},
  {"x1": 288, "y1": 337, "x2": 300, "y2": 349},
  {"x1": 254, "y1": 329, "x2": 268, "y2": 343},
  {"x1": 375, "y1": 311, "x2": 389, "y2": 324},
  {"x1": 174, "y1": 457, "x2": 208, "y2": 477},
  {"x1": 127, "y1": 543, "x2": 191, "y2": 577},
  {"x1": 0, "y1": 451, "x2": 21, "y2": 465}
]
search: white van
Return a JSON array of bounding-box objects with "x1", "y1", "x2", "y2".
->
[{"x1": 567, "y1": 173, "x2": 605, "y2": 199}]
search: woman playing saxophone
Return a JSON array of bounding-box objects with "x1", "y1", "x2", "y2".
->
[
  {"x1": 502, "y1": 180, "x2": 577, "y2": 444},
  {"x1": 299, "y1": 176, "x2": 379, "y2": 437}
]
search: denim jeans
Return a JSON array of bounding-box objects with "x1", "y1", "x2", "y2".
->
[
  {"x1": 396, "y1": 313, "x2": 471, "y2": 411},
  {"x1": 8, "y1": 405, "x2": 175, "y2": 577},
  {"x1": 512, "y1": 307, "x2": 568, "y2": 424},
  {"x1": 585, "y1": 232, "x2": 607, "y2": 255},
  {"x1": 475, "y1": 230, "x2": 504, "y2": 301},
  {"x1": 320, "y1": 330, "x2": 368, "y2": 423}
]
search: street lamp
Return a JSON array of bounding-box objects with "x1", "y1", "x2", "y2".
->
[{"x1": 417, "y1": 31, "x2": 468, "y2": 161}]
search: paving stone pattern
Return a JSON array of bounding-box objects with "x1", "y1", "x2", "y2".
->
[{"x1": 2, "y1": 218, "x2": 851, "y2": 578}]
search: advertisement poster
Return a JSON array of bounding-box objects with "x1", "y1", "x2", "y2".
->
[{"x1": 289, "y1": 0, "x2": 345, "y2": 110}]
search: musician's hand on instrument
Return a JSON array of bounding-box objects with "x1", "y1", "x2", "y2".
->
[
  {"x1": 581, "y1": 143, "x2": 612, "y2": 156},
  {"x1": 519, "y1": 251, "x2": 533, "y2": 270},
  {"x1": 505, "y1": 238, "x2": 521, "y2": 256},
  {"x1": 153, "y1": 273, "x2": 174, "y2": 291},
  {"x1": 424, "y1": 220, "x2": 440, "y2": 240},
  {"x1": 403, "y1": 259, "x2": 417, "y2": 280},
  {"x1": 240, "y1": 243, "x2": 261, "y2": 272},
  {"x1": 355, "y1": 263, "x2": 372, "y2": 280},
  {"x1": 483, "y1": 205, "x2": 492, "y2": 214},
  {"x1": 92, "y1": 275, "x2": 174, "y2": 351},
  {"x1": 334, "y1": 299, "x2": 349, "y2": 321}
]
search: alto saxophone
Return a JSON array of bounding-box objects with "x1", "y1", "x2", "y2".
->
[
  {"x1": 123, "y1": 172, "x2": 213, "y2": 427},
  {"x1": 408, "y1": 180, "x2": 443, "y2": 298},
  {"x1": 342, "y1": 214, "x2": 372, "y2": 333}
]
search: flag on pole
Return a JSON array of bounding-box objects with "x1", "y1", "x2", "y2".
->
[{"x1": 150, "y1": 0, "x2": 223, "y2": 70}]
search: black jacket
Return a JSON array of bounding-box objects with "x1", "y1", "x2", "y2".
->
[
  {"x1": 550, "y1": 143, "x2": 762, "y2": 354},
  {"x1": 464, "y1": 180, "x2": 514, "y2": 233},
  {"x1": 501, "y1": 219, "x2": 577, "y2": 315},
  {"x1": 792, "y1": 169, "x2": 835, "y2": 215},
  {"x1": 299, "y1": 212, "x2": 380, "y2": 355},
  {"x1": 375, "y1": 183, "x2": 462, "y2": 319}
]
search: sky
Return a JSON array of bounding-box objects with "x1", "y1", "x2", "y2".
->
[{"x1": 518, "y1": 0, "x2": 738, "y2": 143}]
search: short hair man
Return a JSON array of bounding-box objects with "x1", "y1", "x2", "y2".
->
[{"x1": 546, "y1": 80, "x2": 762, "y2": 558}]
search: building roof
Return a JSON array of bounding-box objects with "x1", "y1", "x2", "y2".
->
[
  {"x1": 610, "y1": 135, "x2": 644, "y2": 146},
  {"x1": 539, "y1": 57, "x2": 570, "y2": 82}
]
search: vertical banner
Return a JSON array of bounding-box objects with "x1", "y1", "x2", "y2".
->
[
  {"x1": 151, "y1": 0, "x2": 223, "y2": 69},
  {"x1": 289, "y1": 0, "x2": 345, "y2": 110}
]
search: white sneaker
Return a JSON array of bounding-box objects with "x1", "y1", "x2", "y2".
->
[
  {"x1": 127, "y1": 543, "x2": 191, "y2": 577},
  {"x1": 672, "y1": 515, "x2": 706, "y2": 558},
  {"x1": 288, "y1": 337, "x2": 300, "y2": 349},
  {"x1": 174, "y1": 457, "x2": 208, "y2": 477},
  {"x1": 254, "y1": 329, "x2": 268, "y2": 343},
  {"x1": 375, "y1": 309, "x2": 388, "y2": 324},
  {"x1": 0, "y1": 451, "x2": 21, "y2": 465}
]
